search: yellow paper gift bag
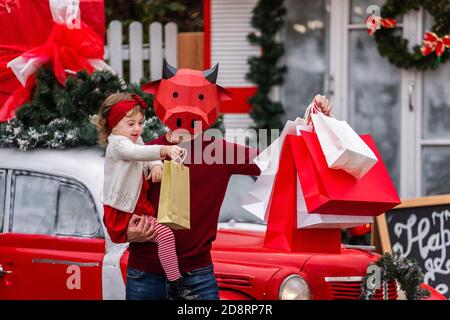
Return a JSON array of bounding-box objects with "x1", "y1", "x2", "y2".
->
[{"x1": 157, "y1": 160, "x2": 190, "y2": 229}]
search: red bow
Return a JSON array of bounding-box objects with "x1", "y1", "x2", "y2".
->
[
  {"x1": 365, "y1": 15, "x2": 397, "y2": 36},
  {"x1": 107, "y1": 94, "x2": 148, "y2": 130},
  {"x1": 421, "y1": 31, "x2": 450, "y2": 58},
  {"x1": 0, "y1": 0, "x2": 19, "y2": 13},
  {"x1": 0, "y1": 21, "x2": 104, "y2": 122},
  {"x1": 130, "y1": 94, "x2": 148, "y2": 110}
]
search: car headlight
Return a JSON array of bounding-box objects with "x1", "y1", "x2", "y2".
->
[{"x1": 279, "y1": 275, "x2": 311, "y2": 300}]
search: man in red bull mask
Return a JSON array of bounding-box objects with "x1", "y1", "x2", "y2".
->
[{"x1": 103, "y1": 60, "x2": 332, "y2": 300}]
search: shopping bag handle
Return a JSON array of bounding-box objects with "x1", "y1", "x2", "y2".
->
[
  {"x1": 172, "y1": 148, "x2": 188, "y2": 166},
  {"x1": 304, "y1": 99, "x2": 334, "y2": 126}
]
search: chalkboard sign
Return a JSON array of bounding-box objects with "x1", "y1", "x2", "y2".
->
[{"x1": 373, "y1": 195, "x2": 450, "y2": 299}]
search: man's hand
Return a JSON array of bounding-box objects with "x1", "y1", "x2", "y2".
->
[
  {"x1": 146, "y1": 165, "x2": 163, "y2": 182},
  {"x1": 126, "y1": 214, "x2": 157, "y2": 243},
  {"x1": 313, "y1": 94, "x2": 332, "y2": 115}
]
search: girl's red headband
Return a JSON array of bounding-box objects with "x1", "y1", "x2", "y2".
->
[{"x1": 107, "y1": 94, "x2": 148, "y2": 130}]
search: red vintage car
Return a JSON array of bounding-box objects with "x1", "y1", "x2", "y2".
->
[{"x1": 0, "y1": 147, "x2": 445, "y2": 300}]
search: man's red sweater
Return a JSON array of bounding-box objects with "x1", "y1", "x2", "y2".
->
[{"x1": 103, "y1": 133, "x2": 260, "y2": 274}]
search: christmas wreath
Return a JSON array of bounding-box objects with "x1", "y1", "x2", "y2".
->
[
  {"x1": 360, "y1": 252, "x2": 430, "y2": 300},
  {"x1": 367, "y1": 0, "x2": 450, "y2": 70}
]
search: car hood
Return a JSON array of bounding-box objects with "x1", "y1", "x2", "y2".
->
[
  {"x1": 213, "y1": 228, "x2": 380, "y2": 270},
  {"x1": 213, "y1": 229, "x2": 310, "y2": 299},
  {"x1": 212, "y1": 228, "x2": 383, "y2": 299},
  {"x1": 302, "y1": 248, "x2": 380, "y2": 277},
  {"x1": 213, "y1": 229, "x2": 312, "y2": 269}
]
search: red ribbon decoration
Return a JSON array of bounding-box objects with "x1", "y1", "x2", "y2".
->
[
  {"x1": 107, "y1": 94, "x2": 148, "y2": 130},
  {"x1": 0, "y1": 0, "x2": 19, "y2": 13},
  {"x1": 365, "y1": 15, "x2": 397, "y2": 36},
  {"x1": 0, "y1": 21, "x2": 104, "y2": 122},
  {"x1": 420, "y1": 31, "x2": 450, "y2": 58}
]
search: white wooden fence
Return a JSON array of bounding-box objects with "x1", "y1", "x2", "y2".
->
[{"x1": 104, "y1": 20, "x2": 178, "y2": 84}]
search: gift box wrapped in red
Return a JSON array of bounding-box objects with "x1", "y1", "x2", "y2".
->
[
  {"x1": 0, "y1": 0, "x2": 104, "y2": 46},
  {"x1": 0, "y1": 0, "x2": 105, "y2": 121}
]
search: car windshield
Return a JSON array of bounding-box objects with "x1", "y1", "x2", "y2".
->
[{"x1": 219, "y1": 175, "x2": 265, "y2": 225}]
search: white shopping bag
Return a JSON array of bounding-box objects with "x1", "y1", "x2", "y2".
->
[
  {"x1": 242, "y1": 118, "x2": 311, "y2": 221},
  {"x1": 310, "y1": 110, "x2": 378, "y2": 178},
  {"x1": 242, "y1": 105, "x2": 374, "y2": 229}
]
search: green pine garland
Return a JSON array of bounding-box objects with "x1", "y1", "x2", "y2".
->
[
  {"x1": 246, "y1": 0, "x2": 287, "y2": 130},
  {"x1": 0, "y1": 66, "x2": 225, "y2": 151},
  {"x1": 0, "y1": 67, "x2": 166, "y2": 150},
  {"x1": 360, "y1": 252, "x2": 431, "y2": 300},
  {"x1": 374, "y1": 0, "x2": 450, "y2": 70}
]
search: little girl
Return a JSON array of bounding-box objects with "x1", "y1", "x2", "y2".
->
[{"x1": 96, "y1": 92, "x2": 198, "y2": 300}]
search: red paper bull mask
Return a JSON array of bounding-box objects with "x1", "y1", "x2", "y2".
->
[{"x1": 142, "y1": 60, "x2": 232, "y2": 133}]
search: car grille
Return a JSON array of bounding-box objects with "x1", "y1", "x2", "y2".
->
[{"x1": 328, "y1": 279, "x2": 398, "y2": 300}]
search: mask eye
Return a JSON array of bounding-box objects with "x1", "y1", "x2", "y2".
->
[
  {"x1": 173, "y1": 91, "x2": 179, "y2": 98},
  {"x1": 198, "y1": 94, "x2": 204, "y2": 100}
]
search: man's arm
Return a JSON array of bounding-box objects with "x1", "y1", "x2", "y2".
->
[{"x1": 224, "y1": 94, "x2": 332, "y2": 177}]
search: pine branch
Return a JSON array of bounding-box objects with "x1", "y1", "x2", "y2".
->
[{"x1": 246, "y1": 0, "x2": 287, "y2": 131}]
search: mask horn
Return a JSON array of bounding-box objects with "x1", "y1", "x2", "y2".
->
[
  {"x1": 162, "y1": 59, "x2": 177, "y2": 79},
  {"x1": 203, "y1": 63, "x2": 219, "y2": 84}
]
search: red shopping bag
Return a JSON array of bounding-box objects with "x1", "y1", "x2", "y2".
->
[
  {"x1": 294, "y1": 131, "x2": 400, "y2": 216},
  {"x1": 264, "y1": 136, "x2": 341, "y2": 253}
]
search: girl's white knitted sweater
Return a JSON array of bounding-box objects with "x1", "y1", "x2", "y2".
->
[{"x1": 102, "y1": 134, "x2": 163, "y2": 213}]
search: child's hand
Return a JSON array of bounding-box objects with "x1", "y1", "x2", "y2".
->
[
  {"x1": 147, "y1": 165, "x2": 163, "y2": 182},
  {"x1": 161, "y1": 145, "x2": 186, "y2": 160},
  {"x1": 313, "y1": 94, "x2": 332, "y2": 115}
]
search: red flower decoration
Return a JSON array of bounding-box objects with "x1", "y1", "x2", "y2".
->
[{"x1": 0, "y1": 0, "x2": 19, "y2": 13}]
